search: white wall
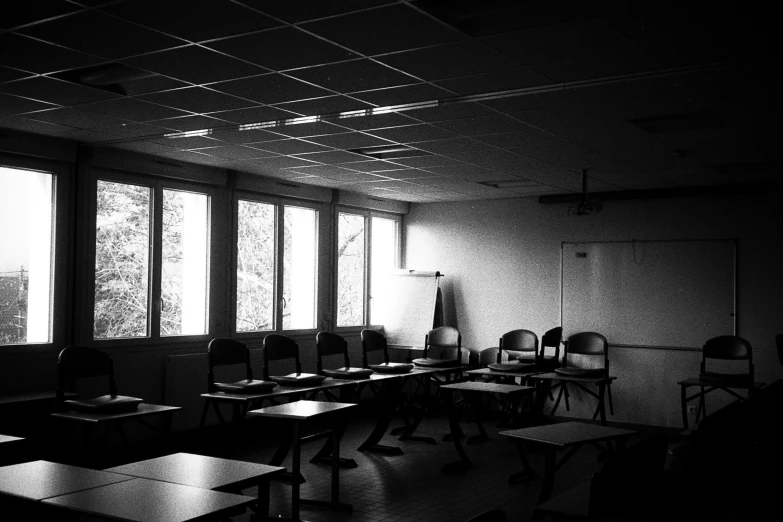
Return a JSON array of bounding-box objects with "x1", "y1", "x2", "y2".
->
[{"x1": 404, "y1": 189, "x2": 783, "y2": 428}]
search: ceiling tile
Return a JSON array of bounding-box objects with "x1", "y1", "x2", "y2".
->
[
  {"x1": 382, "y1": 155, "x2": 461, "y2": 169},
  {"x1": 288, "y1": 59, "x2": 417, "y2": 93},
  {"x1": 293, "y1": 150, "x2": 367, "y2": 164},
  {"x1": 0, "y1": 34, "x2": 102, "y2": 74},
  {"x1": 138, "y1": 87, "x2": 259, "y2": 113},
  {"x1": 379, "y1": 41, "x2": 520, "y2": 82},
  {"x1": 303, "y1": 4, "x2": 464, "y2": 55},
  {"x1": 334, "y1": 160, "x2": 405, "y2": 172},
  {"x1": 209, "y1": 106, "x2": 299, "y2": 124},
  {"x1": 434, "y1": 68, "x2": 553, "y2": 96},
  {"x1": 247, "y1": 156, "x2": 321, "y2": 169},
  {"x1": 151, "y1": 135, "x2": 224, "y2": 149},
  {"x1": 404, "y1": 102, "x2": 495, "y2": 123},
  {"x1": 0, "y1": 67, "x2": 34, "y2": 84},
  {"x1": 77, "y1": 98, "x2": 187, "y2": 122},
  {"x1": 368, "y1": 124, "x2": 458, "y2": 143},
  {"x1": 124, "y1": 46, "x2": 266, "y2": 85},
  {"x1": 0, "y1": 95, "x2": 59, "y2": 117},
  {"x1": 210, "y1": 73, "x2": 331, "y2": 105},
  {"x1": 20, "y1": 10, "x2": 184, "y2": 59},
  {"x1": 352, "y1": 83, "x2": 454, "y2": 107},
  {"x1": 424, "y1": 164, "x2": 512, "y2": 183},
  {"x1": 90, "y1": 122, "x2": 173, "y2": 140},
  {"x1": 373, "y1": 169, "x2": 435, "y2": 180},
  {"x1": 273, "y1": 96, "x2": 373, "y2": 117},
  {"x1": 442, "y1": 148, "x2": 526, "y2": 167},
  {"x1": 104, "y1": 0, "x2": 279, "y2": 42},
  {"x1": 245, "y1": 0, "x2": 394, "y2": 23},
  {"x1": 321, "y1": 171, "x2": 388, "y2": 183},
  {"x1": 285, "y1": 165, "x2": 361, "y2": 177},
  {"x1": 23, "y1": 107, "x2": 133, "y2": 129},
  {"x1": 1, "y1": 0, "x2": 81, "y2": 30},
  {"x1": 149, "y1": 114, "x2": 233, "y2": 132},
  {"x1": 206, "y1": 27, "x2": 358, "y2": 71},
  {"x1": 0, "y1": 115, "x2": 74, "y2": 137},
  {"x1": 326, "y1": 111, "x2": 419, "y2": 131},
  {"x1": 270, "y1": 121, "x2": 350, "y2": 138},
  {"x1": 435, "y1": 115, "x2": 534, "y2": 137},
  {"x1": 0, "y1": 76, "x2": 118, "y2": 105},
  {"x1": 412, "y1": 137, "x2": 492, "y2": 154},
  {"x1": 210, "y1": 128, "x2": 285, "y2": 144},
  {"x1": 191, "y1": 145, "x2": 276, "y2": 160},
  {"x1": 250, "y1": 139, "x2": 332, "y2": 155},
  {"x1": 474, "y1": 129, "x2": 565, "y2": 149},
  {"x1": 109, "y1": 141, "x2": 178, "y2": 155},
  {"x1": 305, "y1": 132, "x2": 393, "y2": 150}
]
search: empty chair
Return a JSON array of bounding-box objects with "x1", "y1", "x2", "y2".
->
[
  {"x1": 538, "y1": 326, "x2": 563, "y2": 372},
  {"x1": 262, "y1": 333, "x2": 325, "y2": 387},
  {"x1": 412, "y1": 326, "x2": 463, "y2": 368},
  {"x1": 361, "y1": 329, "x2": 413, "y2": 374},
  {"x1": 316, "y1": 331, "x2": 373, "y2": 379},
  {"x1": 200, "y1": 338, "x2": 276, "y2": 426},
  {"x1": 57, "y1": 345, "x2": 142, "y2": 413},
  {"x1": 488, "y1": 329, "x2": 539, "y2": 372}
]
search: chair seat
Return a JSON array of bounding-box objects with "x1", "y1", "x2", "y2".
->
[
  {"x1": 64, "y1": 395, "x2": 143, "y2": 413},
  {"x1": 368, "y1": 362, "x2": 414, "y2": 374},
  {"x1": 488, "y1": 362, "x2": 536, "y2": 372},
  {"x1": 554, "y1": 367, "x2": 606, "y2": 378},
  {"x1": 698, "y1": 371, "x2": 753, "y2": 385},
  {"x1": 213, "y1": 379, "x2": 277, "y2": 394},
  {"x1": 322, "y1": 367, "x2": 374, "y2": 379},
  {"x1": 412, "y1": 357, "x2": 461, "y2": 368},
  {"x1": 269, "y1": 373, "x2": 326, "y2": 387}
]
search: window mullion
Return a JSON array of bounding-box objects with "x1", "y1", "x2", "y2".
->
[
  {"x1": 149, "y1": 184, "x2": 163, "y2": 339},
  {"x1": 364, "y1": 214, "x2": 371, "y2": 327},
  {"x1": 275, "y1": 203, "x2": 284, "y2": 332}
]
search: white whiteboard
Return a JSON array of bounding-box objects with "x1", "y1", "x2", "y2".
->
[
  {"x1": 374, "y1": 270, "x2": 442, "y2": 348},
  {"x1": 561, "y1": 240, "x2": 736, "y2": 349}
]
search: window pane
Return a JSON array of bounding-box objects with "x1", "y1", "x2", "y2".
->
[
  {"x1": 161, "y1": 189, "x2": 210, "y2": 336},
  {"x1": 94, "y1": 181, "x2": 150, "y2": 339},
  {"x1": 283, "y1": 206, "x2": 317, "y2": 330},
  {"x1": 370, "y1": 216, "x2": 398, "y2": 324},
  {"x1": 236, "y1": 200, "x2": 275, "y2": 332},
  {"x1": 0, "y1": 166, "x2": 54, "y2": 345},
  {"x1": 337, "y1": 212, "x2": 365, "y2": 326}
]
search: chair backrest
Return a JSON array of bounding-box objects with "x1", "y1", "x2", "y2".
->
[
  {"x1": 700, "y1": 335, "x2": 753, "y2": 378},
  {"x1": 316, "y1": 331, "x2": 350, "y2": 372},
  {"x1": 589, "y1": 434, "x2": 669, "y2": 517},
  {"x1": 207, "y1": 338, "x2": 251, "y2": 391},
  {"x1": 497, "y1": 329, "x2": 538, "y2": 364},
  {"x1": 540, "y1": 326, "x2": 563, "y2": 361},
  {"x1": 562, "y1": 332, "x2": 609, "y2": 373},
  {"x1": 262, "y1": 334, "x2": 301, "y2": 378},
  {"x1": 424, "y1": 326, "x2": 462, "y2": 361},
  {"x1": 57, "y1": 345, "x2": 117, "y2": 406},
  {"x1": 361, "y1": 329, "x2": 389, "y2": 367}
]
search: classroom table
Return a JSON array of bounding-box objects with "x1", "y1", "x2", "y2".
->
[
  {"x1": 248, "y1": 400, "x2": 357, "y2": 522},
  {"x1": 440, "y1": 381, "x2": 536, "y2": 473},
  {"x1": 677, "y1": 376, "x2": 765, "y2": 429},
  {"x1": 42, "y1": 477, "x2": 256, "y2": 522},
  {"x1": 530, "y1": 372, "x2": 617, "y2": 425},
  {"x1": 105, "y1": 452, "x2": 284, "y2": 520},
  {"x1": 49, "y1": 403, "x2": 182, "y2": 466},
  {"x1": 0, "y1": 459, "x2": 132, "y2": 501},
  {"x1": 501, "y1": 421, "x2": 635, "y2": 503}
]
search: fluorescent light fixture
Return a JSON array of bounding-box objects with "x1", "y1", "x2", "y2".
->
[
  {"x1": 164, "y1": 129, "x2": 211, "y2": 138},
  {"x1": 479, "y1": 179, "x2": 538, "y2": 189}
]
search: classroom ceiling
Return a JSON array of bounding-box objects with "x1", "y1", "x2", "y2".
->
[{"x1": 0, "y1": 0, "x2": 779, "y2": 203}]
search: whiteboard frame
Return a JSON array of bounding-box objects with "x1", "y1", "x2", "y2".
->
[{"x1": 559, "y1": 238, "x2": 738, "y2": 351}]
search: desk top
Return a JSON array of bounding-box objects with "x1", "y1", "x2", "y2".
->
[
  {"x1": 105, "y1": 453, "x2": 283, "y2": 491},
  {"x1": 50, "y1": 403, "x2": 181, "y2": 423},
  {"x1": 0, "y1": 434, "x2": 24, "y2": 444},
  {"x1": 201, "y1": 377, "x2": 358, "y2": 403},
  {"x1": 531, "y1": 372, "x2": 617, "y2": 384},
  {"x1": 0, "y1": 460, "x2": 132, "y2": 501},
  {"x1": 441, "y1": 381, "x2": 535, "y2": 396},
  {"x1": 248, "y1": 399, "x2": 357, "y2": 421},
  {"x1": 42, "y1": 477, "x2": 255, "y2": 522},
  {"x1": 501, "y1": 421, "x2": 635, "y2": 449},
  {"x1": 678, "y1": 377, "x2": 765, "y2": 389},
  {"x1": 467, "y1": 368, "x2": 542, "y2": 379}
]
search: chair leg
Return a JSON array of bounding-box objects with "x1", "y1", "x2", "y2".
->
[
  {"x1": 563, "y1": 384, "x2": 571, "y2": 411},
  {"x1": 199, "y1": 400, "x2": 210, "y2": 428},
  {"x1": 606, "y1": 382, "x2": 614, "y2": 415},
  {"x1": 551, "y1": 385, "x2": 565, "y2": 416}
]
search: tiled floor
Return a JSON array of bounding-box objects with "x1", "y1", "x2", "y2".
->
[{"x1": 174, "y1": 402, "x2": 652, "y2": 522}]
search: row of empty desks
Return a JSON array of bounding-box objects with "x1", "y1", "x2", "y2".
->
[{"x1": 0, "y1": 455, "x2": 284, "y2": 521}]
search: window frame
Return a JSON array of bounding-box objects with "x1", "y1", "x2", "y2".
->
[
  {"x1": 0, "y1": 153, "x2": 71, "y2": 354},
  {"x1": 333, "y1": 206, "x2": 401, "y2": 332},
  {"x1": 231, "y1": 191, "x2": 322, "y2": 339},
  {"x1": 86, "y1": 169, "x2": 217, "y2": 347}
]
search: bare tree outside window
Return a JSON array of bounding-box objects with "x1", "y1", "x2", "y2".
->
[
  {"x1": 337, "y1": 212, "x2": 365, "y2": 326},
  {"x1": 236, "y1": 200, "x2": 275, "y2": 332}
]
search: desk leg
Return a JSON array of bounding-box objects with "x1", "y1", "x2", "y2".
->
[
  {"x1": 269, "y1": 423, "x2": 304, "y2": 485},
  {"x1": 300, "y1": 418, "x2": 353, "y2": 513},
  {"x1": 597, "y1": 382, "x2": 607, "y2": 426},
  {"x1": 397, "y1": 375, "x2": 437, "y2": 445},
  {"x1": 442, "y1": 388, "x2": 472, "y2": 473},
  {"x1": 291, "y1": 422, "x2": 300, "y2": 522},
  {"x1": 508, "y1": 441, "x2": 536, "y2": 485},
  {"x1": 467, "y1": 392, "x2": 489, "y2": 445},
  {"x1": 680, "y1": 384, "x2": 689, "y2": 430},
  {"x1": 538, "y1": 449, "x2": 557, "y2": 503}
]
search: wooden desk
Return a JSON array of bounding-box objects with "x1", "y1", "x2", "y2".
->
[
  {"x1": 531, "y1": 372, "x2": 617, "y2": 425},
  {"x1": 677, "y1": 376, "x2": 765, "y2": 429},
  {"x1": 106, "y1": 452, "x2": 284, "y2": 520},
  {"x1": 440, "y1": 381, "x2": 535, "y2": 473},
  {"x1": 248, "y1": 400, "x2": 356, "y2": 522},
  {"x1": 0, "y1": 460, "x2": 132, "y2": 501},
  {"x1": 50, "y1": 403, "x2": 182, "y2": 465},
  {"x1": 42, "y1": 477, "x2": 255, "y2": 522},
  {"x1": 501, "y1": 421, "x2": 635, "y2": 503}
]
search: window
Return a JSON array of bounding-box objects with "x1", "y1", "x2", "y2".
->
[
  {"x1": 336, "y1": 210, "x2": 400, "y2": 328},
  {"x1": 235, "y1": 198, "x2": 318, "y2": 333},
  {"x1": 93, "y1": 179, "x2": 211, "y2": 340},
  {"x1": 0, "y1": 166, "x2": 55, "y2": 345}
]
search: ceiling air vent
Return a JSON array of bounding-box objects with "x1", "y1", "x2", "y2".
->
[{"x1": 54, "y1": 63, "x2": 159, "y2": 96}]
